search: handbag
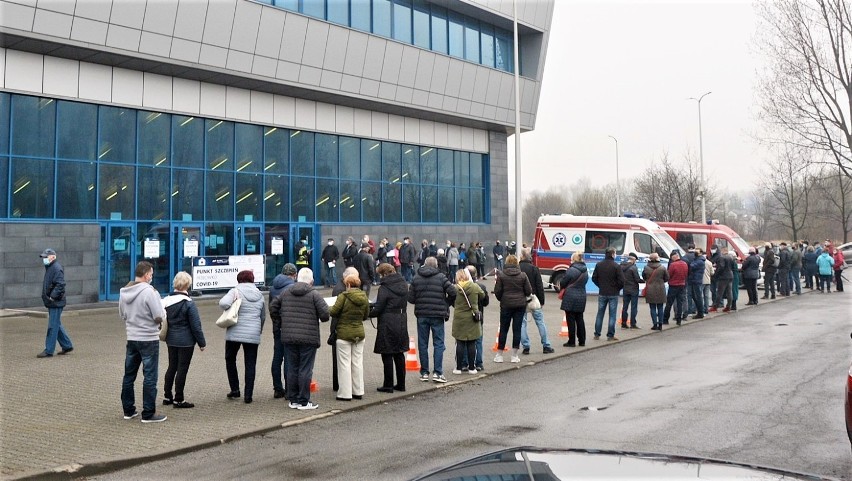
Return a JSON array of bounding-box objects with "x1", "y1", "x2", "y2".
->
[
  {"x1": 159, "y1": 317, "x2": 169, "y2": 341},
  {"x1": 557, "y1": 272, "x2": 586, "y2": 300},
  {"x1": 459, "y1": 284, "x2": 482, "y2": 323},
  {"x1": 526, "y1": 294, "x2": 541, "y2": 312},
  {"x1": 216, "y1": 289, "x2": 241, "y2": 328},
  {"x1": 641, "y1": 267, "x2": 661, "y2": 297}
]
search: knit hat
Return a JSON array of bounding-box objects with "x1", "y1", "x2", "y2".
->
[{"x1": 282, "y1": 263, "x2": 297, "y2": 275}]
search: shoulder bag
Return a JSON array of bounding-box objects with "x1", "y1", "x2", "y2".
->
[
  {"x1": 216, "y1": 289, "x2": 241, "y2": 328},
  {"x1": 641, "y1": 267, "x2": 661, "y2": 297},
  {"x1": 526, "y1": 294, "x2": 541, "y2": 312},
  {"x1": 459, "y1": 285, "x2": 482, "y2": 323},
  {"x1": 558, "y1": 271, "x2": 586, "y2": 300}
]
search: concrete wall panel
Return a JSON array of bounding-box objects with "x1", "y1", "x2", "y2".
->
[
  {"x1": 78, "y1": 61, "x2": 112, "y2": 102},
  {"x1": 172, "y1": 77, "x2": 200, "y2": 114},
  {"x1": 142, "y1": 0, "x2": 178, "y2": 37},
  {"x1": 173, "y1": 0, "x2": 206, "y2": 42},
  {"x1": 32, "y1": 8, "x2": 72, "y2": 38},
  {"x1": 42, "y1": 55, "x2": 77, "y2": 97},
  {"x1": 5, "y1": 49, "x2": 42, "y2": 93},
  {"x1": 112, "y1": 67, "x2": 143, "y2": 105},
  {"x1": 229, "y1": 0, "x2": 261, "y2": 53}
]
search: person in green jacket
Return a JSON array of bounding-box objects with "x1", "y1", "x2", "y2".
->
[
  {"x1": 451, "y1": 268, "x2": 484, "y2": 374},
  {"x1": 329, "y1": 274, "x2": 370, "y2": 401}
]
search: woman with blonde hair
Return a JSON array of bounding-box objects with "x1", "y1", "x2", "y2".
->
[
  {"x1": 451, "y1": 267, "x2": 484, "y2": 374},
  {"x1": 329, "y1": 273, "x2": 370, "y2": 401},
  {"x1": 370, "y1": 263, "x2": 409, "y2": 392},
  {"x1": 560, "y1": 252, "x2": 589, "y2": 347},
  {"x1": 493, "y1": 254, "x2": 532, "y2": 363},
  {"x1": 162, "y1": 271, "x2": 206, "y2": 408}
]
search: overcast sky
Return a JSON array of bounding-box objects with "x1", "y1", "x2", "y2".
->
[{"x1": 510, "y1": 0, "x2": 766, "y2": 200}]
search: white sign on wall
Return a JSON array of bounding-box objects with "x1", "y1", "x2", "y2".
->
[
  {"x1": 143, "y1": 239, "x2": 160, "y2": 259},
  {"x1": 191, "y1": 255, "x2": 266, "y2": 290}
]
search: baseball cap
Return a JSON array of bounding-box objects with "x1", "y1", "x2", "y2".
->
[
  {"x1": 39, "y1": 248, "x2": 56, "y2": 258},
  {"x1": 282, "y1": 263, "x2": 297, "y2": 275}
]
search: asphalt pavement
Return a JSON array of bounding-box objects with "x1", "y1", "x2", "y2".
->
[{"x1": 0, "y1": 281, "x2": 814, "y2": 480}]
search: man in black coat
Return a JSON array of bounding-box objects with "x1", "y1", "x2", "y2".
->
[
  {"x1": 620, "y1": 252, "x2": 642, "y2": 328},
  {"x1": 353, "y1": 244, "x2": 376, "y2": 295},
  {"x1": 591, "y1": 247, "x2": 625, "y2": 341},
  {"x1": 320, "y1": 238, "x2": 340, "y2": 288},
  {"x1": 408, "y1": 257, "x2": 456, "y2": 383},
  {"x1": 342, "y1": 237, "x2": 357, "y2": 268},
  {"x1": 38, "y1": 248, "x2": 73, "y2": 358},
  {"x1": 399, "y1": 237, "x2": 417, "y2": 283},
  {"x1": 518, "y1": 249, "x2": 554, "y2": 354}
]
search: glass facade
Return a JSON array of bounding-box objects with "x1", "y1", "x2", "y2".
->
[
  {"x1": 262, "y1": 0, "x2": 515, "y2": 73},
  {"x1": 0, "y1": 93, "x2": 489, "y2": 225}
]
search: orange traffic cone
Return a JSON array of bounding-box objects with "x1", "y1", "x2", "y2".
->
[
  {"x1": 558, "y1": 312, "x2": 569, "y2": 337},
  {"x1": 491, "y1": 326, "x2": 509, "y2": 352},
  {"x1": 310, "y1": 379, "x2": 319, "y2": 392},
  {"x1": 405, "y1": 336, "x2": 421, "y2": 371}
]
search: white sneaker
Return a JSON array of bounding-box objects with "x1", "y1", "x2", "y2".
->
[
  {"x1": 297, "y1": 402, "x2": 319, "y2": 410},
  {"x1": 419, "y1": 373, "x2": 430, "y2": 381},
  {"x1": 452, "y1": 369, "x2": 462, "y2": 374},
  {"x1": 494, "y1": 354, "x2": 504, "y2": 363},
  {"x1": 288, "y1": 402, "x2": 300, "y2": 409},
  {"x1": 432, "y1": 374, "x2": 447, "y2": 383},
  {"x1": 468, "y1": 369, "x2": 478, "y2": 374},
  {"x1": 510, "y1": 356, "x2": 520, "y2": 363}
]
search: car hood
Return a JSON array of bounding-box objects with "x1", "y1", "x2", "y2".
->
[{"x1": 410, "y1": 447, "x2": 836, "y2": 481}]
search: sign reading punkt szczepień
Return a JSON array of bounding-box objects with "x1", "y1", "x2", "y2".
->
[{"x1": 191, "y1": 255, "x2": 265, "y2": 290}]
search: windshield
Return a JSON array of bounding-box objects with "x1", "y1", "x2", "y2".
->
[
  {"x1": 653, "y1": 230, "x2": 684, "y2": 258},
  {"x1": 731, "y1": 235, "x2": 751, "y2": 256}
]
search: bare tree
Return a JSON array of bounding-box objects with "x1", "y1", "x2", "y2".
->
[
  {"x1": 755, "y1": 0, "x2": 852, "y2": 177},
  {"x1": 762, "y1": 146, "x2": 815, "y2": 240},
  {"x1": 631, "y1": 152, "x2": 717, "y2": 221},
  {"x1": 521, "y1": 187, "x2": 571, "y2": 244},
  {"x1": 813, "y1": 164, "x2": 852, "y2": 242},
  {"x1": 746, "y1": 192, "x2": 774, "y2": 241},
  {"x1": 568, "y1": 182, "x2": 618, "y2": 217}
]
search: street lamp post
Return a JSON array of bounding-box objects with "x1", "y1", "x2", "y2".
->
[
  {"x1": 607, "y1": 135, "x2": 620, "y2": 216},
  {"x1": 689, "y1": 91, "x2": 711, "y2": 224}
]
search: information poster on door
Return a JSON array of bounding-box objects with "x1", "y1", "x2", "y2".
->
[
  {"x1": 183, "y1": 238, "x2": 199, "y2": 258},
  {"x1": 143, "y1": 239, "x2": 160, "y2": 259},
  {"x1": 270, "y1": 237, "x2": 284, "y2": 255},
  {"x1": 191, "y1": 255, "x2": 265, "y2": 290}
]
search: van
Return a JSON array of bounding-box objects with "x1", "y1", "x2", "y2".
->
[
  {"x1": 531, "y1": 215, "x2": 684, "y2": 294},
  {"x1": 657, "y1": 221, "x2": 752, "y2": 261}
]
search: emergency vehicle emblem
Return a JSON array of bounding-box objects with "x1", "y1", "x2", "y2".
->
[{"x1": 552, "y1": 233, "x2": 567, "y2": 247}]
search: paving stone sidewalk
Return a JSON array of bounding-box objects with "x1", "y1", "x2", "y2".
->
[{"x1": 0, "y1": 281, "x2": 789, "y2": 479}]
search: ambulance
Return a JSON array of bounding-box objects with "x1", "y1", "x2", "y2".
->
[
  {"x1": 532, "y1": 215, "x2": 684, "y2": 294},
  {"x1": 656, "y1": 221, "x2": 752, "y2": 261}
]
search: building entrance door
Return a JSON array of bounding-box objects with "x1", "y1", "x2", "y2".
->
[
  {"x1": 174, "y1": 223, "x2": 203, "y2": 283},
  {"x1": 101, "y1": 223, "x2": 135, "y2": 301}
]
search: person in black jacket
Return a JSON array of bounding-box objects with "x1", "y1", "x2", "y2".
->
[
  {"x1": 620, "y1": 253, "x2": 642, "y2": 328},
  {"x1": 741, "y1": 247, "x2": 761, "y2": 305},
  {"x1": 761, "y1": 243, "x2": 777, "y2": 299},
  {"x1": 276, "y1": 268, "x2": 330, "y2": 410},
  {"x1": 710, "y1": 247, "x2": 734, "y2": 312},
  {"x1": 408, "y1": 257, "x2": 456, "y2": 383},
  {"x1": 370, "y1": 263, "x2": 410, "y2": 393},
  {"x1": 494, "y1": 255, "x2": 532, "y2": 363},
  {"x1": 560, "y1": 251, "x2": 589, "y2": 347},
  {"x1": 321, "y1": 238, "x2": 340, "y2": 287},
  {"x1": 162, "y1": 272, "x2": 206, "y2": 408},
  {"x1": 399, "y1": 237, "x2": 417, "y2": 283},
  {"x1": 519, "y1": 249, "x2": 554, "y2": 354},
  {"x1": 592, "y1": 247, "x2": 625, "y2": 341},
  {"x1": 38, "y1": 248, "x2": 73, "y2": 358},
  {"x1": 353, "y1": 244, "x2": 376, "y2": 295},
  {"x1": 342, "y1": 237, "x2": 358, "y2": 268}
]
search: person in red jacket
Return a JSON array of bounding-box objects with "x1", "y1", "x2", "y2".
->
[
  {"x1": 663, "y1": 250, "x2": 688, "y2": 326},
  {"x1": 831, "y1": 244, "x2": 845, "y2": 292}
]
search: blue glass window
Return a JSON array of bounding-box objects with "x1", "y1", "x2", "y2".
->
[
  {"x1": 495, "y1": 28, "x2": 513, "y2": 73},
  {"x1": 448, "y1": 11, "x2": 464, "y2": 58},
  {"x1": 264, "y1": 174, "x2": 289, "y2": 221},
  {"x1": 471, "y1": 189, "x2": 484, "y2": 222},
  {"x1": 403, "y1": 184, "x2": 420, "y2": 222},
  {"x1": 0, "y1": 93, "x2": 9, "y2": 155},
  {"x1": 11, "y1": 96, "x2": 55, "y2": 158},
  {"x1": 206, "y1": 120, "x2": 234, "y2": 171},
  {"x1": 138, "y1": 111, "x2": 170, "y2": 166},
  {"x1": 384, "y1": 182, "x2": 401, "y2": 222},
  {"x1": 480, "y1": 24, "x2": 495, "y2": 69},
  {"x1": 327, "y1": 0, "x2": 349, "y2": 25},
  {"x1": 58, "y1": 101, "x2": 96, "y2": 160},
  {"x1": 0, "y1": 157, "x2": 6, "y2": 217},
  {"x1": 316, "y1": 133, "x2": 339, "y2": 178},
  {"x1": 338, "y1": 136, "x2": 360, "y2": 179},
  {"x1": 464, "y1": 18, "x2": 480, "y2": 63},
  {"x1": 437, "y1": 149, "x2": 453, "y2": 185},
  {"x1": 422, "y1": 184, "x2": 437, "y2": 222},
  {"x1": 206, "y1": 171, "x2": 234, "y2": 221},
  {"x1": 454, "y1": 151, "x2": 469, "y2": 186},
  {"x1": 290, "y1": 130, "x2": 315, "y2": 176},
  {"x1": 351, "y1": 0, "x2": 371, "y2": 32},
  {"x1": 392, "y1": 0, "x2": 412, "y2": 44},
  {"x1": 137, "y1": 165, "x2": 170, "y2": 220},
  {"x1": 236, "y1": 172, "x2": 262, "y2": 220},
  {"x1": 276, "y1": 0, "x2": 298, "y2": 11},
  {"x1": 382, "y1": 142, "x2": 400, "y2": 183},
  {"x1": 373, "y1": 0, "x2": 391, "y2": 37},
  {"x1": 413, "y1": 0, "x2": 430, "y2": 49},
  {"x1": 11, "y1": 157, "x2": 54, "y2": 218},
  {"x1": 302, "y1": 0, "x2": 324, "y2": 19},
  {"x1": 99, "y1": 106, "x2": 136, "y2": 163},
  {"x1": 172, "y1": 116, "x2": 203, "y2": 168},
  {"x1": 430, "y1": 6, "x2": 447, "y2": 54},
  {"x1": 339, "y1": 180, "x2": 360, "y2": 222},
  {"x1": 235, "y1": 124, "x2": 262, "y2": 173},
  {"x1": 401, "y1": 144, "x2": 419, "y2": 183},
  {"x1": 361, "y1": 139, "x2": 381, "y2": 181},
  {"x1": 420, "y1": 147, "x2": 436, "y2": 185},
  {"x1": 362, "y1": 182, "x2": 381, "y2": 222},
  {"x1": 469, "y1": 153, "x2": 483, "y2": 187},
  {"x1": 291, "y1": 176, "x2": 315, "y2": 221},
  {"x1": 172, "y1": 168, "x2": 203, "y2": 221},
  {"x1": 99, "y1": 163, "x2": 135, "y2": 219},
  {"x1": 438, "y1": 186, "x2": 454, "y2": 222},
  {"x1": 263, "y1": 127, "x2": 289, "y2": 175},
  {"x1": 316, "y1": 178, "x2": 339, "y2": 222}
]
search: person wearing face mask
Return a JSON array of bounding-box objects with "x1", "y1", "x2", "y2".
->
[
  {"x1": 120, "y1": 261, "x2": 169, "y2": 423},
  {"x1": 321, "y1": 238, "x2": 340, "y2": 288},
  {"x1": 38, "y1": 248, "x2": 74, "y2": 358}
]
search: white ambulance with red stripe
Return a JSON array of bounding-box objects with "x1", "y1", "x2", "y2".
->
[{"x1": 531, "y1": 215, "x2": 684, "y2": 294}]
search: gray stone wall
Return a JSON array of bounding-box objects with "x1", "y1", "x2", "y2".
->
[{"x1": 0, "y1": 223, "x2": 100, "y2": 309}]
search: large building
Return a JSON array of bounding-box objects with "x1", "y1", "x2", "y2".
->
[{"x1": 0, "y1": 0, "x2": 553, "y2": 306}]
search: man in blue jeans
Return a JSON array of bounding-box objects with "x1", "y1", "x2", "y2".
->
[
  {"x1": 119, "y1": 261, "x2": 168, "y2": 423},
  {"x1": 592, "y1": 247, "x2": 625, "y2": 341},
  {"x1": 408, "y1": 257, "x2": 455, "y2": 383},
  {"x1": 268, "y1": 263, "x2": 297, "y2": 399},
  {"x1": 37, "y1": 248, "x2": 73, "y2": 358},
  {"x1": 519, "y1": 249, "x2": 554, "y2": 354}
]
